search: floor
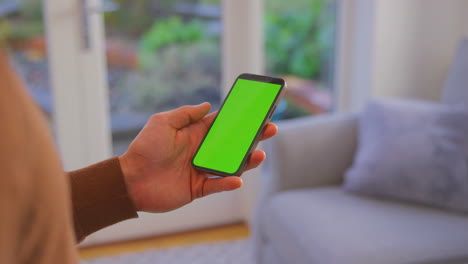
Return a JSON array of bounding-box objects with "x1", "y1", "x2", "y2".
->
[{"x1": 79, "y1": 222, "x2": 250, "y2": 260}]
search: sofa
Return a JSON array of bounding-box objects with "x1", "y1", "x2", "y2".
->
[{"x1": 252, "y1": 39, "x2": 468, "y2": 264}]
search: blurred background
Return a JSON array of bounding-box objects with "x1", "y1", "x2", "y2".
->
[{"x1": 1, "y1": 0, "x2": 467, "y2": 262}]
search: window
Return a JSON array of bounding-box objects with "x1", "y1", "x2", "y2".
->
[
  {"x1": 264, "y1": 0, "x2": 337, "y2": 120},
  {"x1": 103, "y1": 0, "x2": 223, "y2": 155}
]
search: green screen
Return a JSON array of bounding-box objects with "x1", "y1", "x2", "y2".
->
[{"x1": 193, "y1": 78, "x2": 282, "y2": 174}]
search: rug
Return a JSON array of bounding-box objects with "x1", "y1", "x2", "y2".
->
[{"x1": 81, "y1": 239, "x2": 254, "y2": 264}]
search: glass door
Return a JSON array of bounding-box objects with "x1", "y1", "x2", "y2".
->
[
  {"x1": 264, "y1": 0, "x2": 338, "y2": 120},
  {"x1": 101, "y1": 0, "x2": 223, "y2": 155}
]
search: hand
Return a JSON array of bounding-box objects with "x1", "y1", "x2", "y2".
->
[{"x1": 119, "y1": 102, "x2": 278, "y2": 213}]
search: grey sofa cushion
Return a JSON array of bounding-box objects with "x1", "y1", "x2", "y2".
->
[
  {"x1": 343, "y1": 99, "x2": 468, "y2": 212},
  {"x1": 262, "y1": 187, "x2": 468, "y2": 264},
  {"x1": 442, "y1": 38, "x2": 468, "y2": 105}
]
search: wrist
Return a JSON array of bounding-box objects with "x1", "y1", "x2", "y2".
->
[{"x1": 118, "y1": 152, "x2": 146, "y2": 211}]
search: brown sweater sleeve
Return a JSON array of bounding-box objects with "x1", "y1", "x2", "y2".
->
[{"x1": 69, "y1": 157, "x2": 138, "y2": 242}]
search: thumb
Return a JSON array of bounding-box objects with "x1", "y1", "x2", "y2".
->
[
  {"x1": 166, "y1": 102, "x2": 211, "y2": 129},
  {"x1": 202, "y1": 176, "x2": 243, "y2": 197}
]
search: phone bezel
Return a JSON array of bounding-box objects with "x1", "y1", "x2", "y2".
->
[{"x1": 191, "y1": 73, "x2": 286, "y2": 177}]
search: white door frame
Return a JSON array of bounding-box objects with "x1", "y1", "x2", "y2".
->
[{"x1": 44, "y1": 0, "x2": 112, "y2": 171}]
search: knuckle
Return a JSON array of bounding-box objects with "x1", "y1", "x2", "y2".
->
[{"x1": 149, "y1": 113, "x2": 165, "y2": 123}]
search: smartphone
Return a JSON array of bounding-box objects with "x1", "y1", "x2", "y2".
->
[{"x1": 192, "y1": 73, "x2": 286, "y2": 177}]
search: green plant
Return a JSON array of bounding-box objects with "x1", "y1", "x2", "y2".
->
[
  {"x1": 1, "y1": 0, "x2": 44, "y2": 42},
  {"x1": 138, "y1": 17, "x2": 204, "y2": 69},
  {"x1": 0, "y1": 20, "x2": 9, "y2": 43},
  {"x1": 104, "y1": 0, "x2": 215, "y2": 37},
  {"x1": 265, "y1": 0, "x2": 335, "y2": 79},
  {"x1": 120, "y1": 38, "x2": 221, "y2": 112},
  {"x1": 3, "y1": 21, "x2": 43, "y2": 41},
  {"x1": 104, "y1": 0, "x2": 154, "y2": 36},
  {"x1": 20, "y1": 0, "x2": 43, "y2": 21}
]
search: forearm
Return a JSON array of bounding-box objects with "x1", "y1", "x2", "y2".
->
[{"x1": 68, "y1": 157, "x2": 138, "y2": 243}]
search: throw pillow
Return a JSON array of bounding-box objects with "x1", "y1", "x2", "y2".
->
[{"x1": 344, "y1": 99, "x2": 468, "y2": 212}]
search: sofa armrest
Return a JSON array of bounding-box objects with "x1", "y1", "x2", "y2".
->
[{"x1": 263, "y1": 113, "x2": 358, "y2": 195}]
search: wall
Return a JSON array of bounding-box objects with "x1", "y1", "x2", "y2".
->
[
  {"x1": 372, "y1": 0, "x2": 468, "y2": 101},
  {"x1": 465, "y1": 1, "x2": 468, "y2": 36}
]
